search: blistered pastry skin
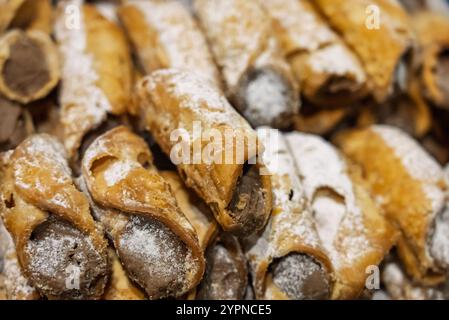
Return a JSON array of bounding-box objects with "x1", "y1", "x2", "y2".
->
[
  {"x1": 81, "y1": 126, "x2": 205, "y2": 299},
  {"x1": 335, "y1": 125, "x2": 449, "y2": 285},
  {"x1": 314, "y1": 0, "x2": 414, "y2": 102},
  {"x1": 118, "y1": 0, "x2": 222, "y2": 89},
  {"x1": 0, "y1": 134, "x2": 109, "y2": 299}
]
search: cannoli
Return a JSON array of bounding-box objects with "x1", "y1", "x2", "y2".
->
[
  {"x1": 55, "y1": 0, "x2": 133, "y2": 159},
  {"x1": 102, "y1": 249, "x2": 145, "y2": 300},
  {"x1": 314, "y1": 0, "x2": 414, "y2": 102},
  {"x1": 194, "y1": 0, "x2": 299, "y2": 129},
  {"x1": 0, "y1": 97, "x2": 33, "y2": 152},
  {"x1": 335, "y1": 125, "x2": 449, "y2": 285},
  {"x1": 136, "y1": 69, "x2": 273, "y2": 236},
  {"x1": 244, "y1": 128, "x2": 333, "y2": 300},
  {"x1": 410, "y1": 11, "x2": 449, "y2": 110},
  {"x1": 0, "y1": 29, "x2": 59, "y2": 104},
  {"x1": 118, "y1": 0, "x2": 222, "y2": 89},
  {"x1": 285, "y1": 132, "x2": 397, "y2": 299},
  {"x1": 162, "y1": 171, "x2": 248, "y2": 300},
  {"x1": 260, "y1": 0, "x2": 367, "y2": 107},
  {"x1": 0, "y1": 135, "x2": 109, "y2": 299},
  {"x1": 80, "y1": 126, "x2": 205, "y2": 299}
]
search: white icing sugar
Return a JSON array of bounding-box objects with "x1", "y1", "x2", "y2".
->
[
  {"x1": 1, "y1": 221, "x2": 37, "y2": 299},
  {"x1": 103, "y1": 161, "x2": 138, "y2": 187},
  {"x1": 13, "y1": 135, "x2": 73, "y2": 193},
  {"x1": 118, "y1": 215, "x2": 197, "y2": 294},
  {"x1": 94, "y1": 2, "x2": 119, "y2": 23},
  {"x1": 147, "y1": 70, "x2": 254, "y2": 130},
  {"x1": 195, "y1": 0, "x2": 271, "y2": 89},
  {"x1": 260, "y1": 0, "x2": 336, "y2": 53},
  {"x1": 55, "y1": 0, "x2": 110, "y2": 150},
  {"x1": 244, "y1": 70, "x2": 292, "y2": 125},
  {"x1": 128, "y1": 0, "x2": 219, "y2": 86},
  {"x1": 308, "y1": 44, "x2": 366, "y2": 83},
  {"x1": 430, "y1": 204, "x2": 449, "y2": 269}
]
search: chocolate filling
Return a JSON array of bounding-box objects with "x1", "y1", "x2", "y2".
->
[
  {"x1": 435, "y1": 50, "x2": 449, "y2": 109},
  {"x1": 237, "y1": 67, "x2": 297, "y2": 129},
  {"x1": 270, "y1": 253, "x2": 330, "y2": 300},
  {"x1": 117, "y1": 215, "x2": 198, "y2": 299},
  {"x1": 25, "y1": 217, "x2": 108, "y2": 300},
  {"x1": 227, "y1": 163, "x2": 267, "y2": 236},
  {"x1": 3, "y1": 34, "x2": 50, "y2": 98},
  {"x1": 196, "y1": 236, "x2": 247, "y2": 300}
]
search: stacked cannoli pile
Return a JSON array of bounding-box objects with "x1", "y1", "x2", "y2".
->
[{"x1": 1, "y1": 0, "x2": 449, "y2": 300}]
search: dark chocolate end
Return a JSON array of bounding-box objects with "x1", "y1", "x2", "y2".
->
[
  {"x1": 3, "y1": 34, "x2": 50, "y2": 98},
  {"x1": 117, "y1": 215, "x2": 198, "y2": 299},
  {"x1": 25, "y1": 217, "x2": 108, "y2": 300},
  {"x1": 227, "y1": 164, "x2": 268, "y2": 236},
  {"x1": 237, "y1": 67, "x2": 298, "y2": 129},
  {"x1": 270, "y1": 253, "x2": 330, "y2": 300}
]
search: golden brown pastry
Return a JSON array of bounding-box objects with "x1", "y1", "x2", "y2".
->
[
  {"x1": 9, "y1": 0, "x2": 53, "y2": 34},
  {"x1": 335, "y1": 125, "x2": 449, "y2": 285},
  {"x1": 285, "y1": 132, "x2": 397, "y2": 299},
  {"x1": 194, "y1": 0, "x2": 299, "y2": 128},
  {"x1": 411, "y1": 11, "x2": 449, "y2": 110},
  {"x1": 260, "y1": 0, "x2": 367, "y2": 107},
  {"x1": 119, "y1": 0, "x2": 222, "y2": 89},
  {"x1": 245, "y1": 128, "x2": 333, "y2": 300},
  {"x1": 136, "y1": 69, "x2": 273, "y2": 236},
  {"x1": 0, "y1": 135, "x2": 109, "y2": 299},
  {"x1": 0, "y1": 29, "x2": 59, "y2": 104},
  {"x1": 0, "y1": 0, "x2": 26, "y2": 33},
  {"x1": 315, "y1": 0, "x2": 414, "y2": 102},
  {"x1": 55, "y1": 0, "x2": 133, "y2": 158},
  {"x1": 80, "y1": 126, "x2": 205, "y2": 299},
  {"x1": 294, "y1": 106, "x2": 349, "y2": 136}
]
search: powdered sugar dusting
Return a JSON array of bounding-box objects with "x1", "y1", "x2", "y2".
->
[
  {"x1": 308, "y1": 44, "x2": 365, "y2": 82},
  {"x1": 195, "y1": 0, "x2": 272, "y2": 89},
  {"x1": 145, "y1": 69, "x2": 254, "y2": 133},
  {"x1": 128, "y1": 0, "x2": 220, "y2": 87},
  {"x1": 430, "y1": 204, "x2": 449, "y2": 269},
  {"x1": 1, "y1": 221, "x2": 37, "y2": 299},
  {"x1": 103, "y1": 161, "x2": 139, "y2": 187},
  {"x1": 373, "y1": 125, "x2": 445, "y2": 221},
  {"x1": 55, "y1": 0, "x2": 111, "y2": 153},
  {"x1": 13, "y1": 135, "x2": 72, "y2": 195}
]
